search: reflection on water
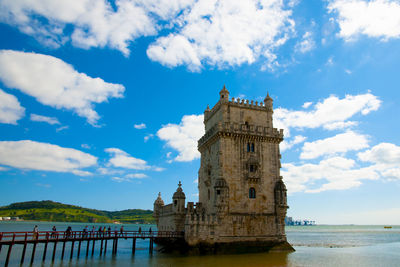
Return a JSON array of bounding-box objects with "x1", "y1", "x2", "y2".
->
[{"x1": 1, "y1": 222, "x2": 399, "y2": 267}]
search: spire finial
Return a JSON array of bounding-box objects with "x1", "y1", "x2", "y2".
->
[
  {"x1": 158, "y1": 192, "x2": 161, "y2": 197},
  {"x1": 178, "y1": 181, "x2": 182, "y2": 187},
  {"x1": 264, "y1": 92, "x2": 273, "y2": 102}
]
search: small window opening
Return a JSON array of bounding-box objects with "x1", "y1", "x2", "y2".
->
[
  {"x1": 245, "y1": 121, "x2": 249, "y2": 129},
  {"x1": 208, "y1": 189, "x2": 210, "y2": 200},
  {"x1": 249, "y1": 164, "x2": 257, "y2": 172},
  {"x1": 251, "y1": 143, "x2": 255, "y2": 152},
  {"x1": 247, "y1": 143, "x2": 250, "y2": 152},
  {"x1": 249, "y1": 188, "x2": 256, "y2": 199},
  {"x1": 174, "y1": 200, "x2": 177, "y2": 205},
  {"x1": 216, "y1": 190, "x2": 221, "y2": 195},
  {"x1": 221, "y1": 95, "x2": 224, "y2": 98}
]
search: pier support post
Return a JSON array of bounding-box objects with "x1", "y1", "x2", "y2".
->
[
  {"x1": 52, "y1": 242, "x2": 57, "y2": 262},
  {"x1": 132, "y1": 237, "x2": 136, "y2": 254},
  {"x1": 70, "y1": 241, "x2": 75, "y2": 259},
  {"x1": 0, "y1": 233, "x2": 3, "y2": 254},
  {"x1": 77, "y1": 240, "x2": 81, "y2": 258},
  {"x1": 104, "y1": 239, "x2": 107, "y2": 255},
  {"x1": 61, "y1": 241, "x2": 66, "y2": 260},
  {"x1": 5, "y1": 244, "x2": 13, "y2": 267},
  {"x1": 149, "y1": 237, "x2": 153, "y2": 255},
  {"x1": 21, "y1": 233, "x2": 28, "y2": 265},
  {"x1": 100, "y1": 239, "x2": 104, "y2": 255},
  {"x1": 112, "y1": 238, "x2": 116, "y2": 254},
  {"x1": 31, "y1": 241, "x2": 37, "y2": 265},
  {"x1": 91, "y1": 239, "x2": 95, "y2": 256},
  {"x1": 86, "y1": 239, "x2": 90, "y2": 257},
  {"x1": 42, "y1": 232, "x2": 49, "y2": 262}
]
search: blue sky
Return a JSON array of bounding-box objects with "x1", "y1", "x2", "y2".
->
[{"x1": 0, "y1": 0, "x2": 399, "y2": 224}]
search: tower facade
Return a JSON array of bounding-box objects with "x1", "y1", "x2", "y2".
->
[{"x1": 154, "y1": 86, "x2": 292, "y2": 252}]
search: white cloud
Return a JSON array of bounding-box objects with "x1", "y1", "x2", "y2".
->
[
  {"x1": 328, "y1": 0, "x2": 400, "y2": 41},
  {"x1": 105, "y1": 148, "x2": 150, "y2": 170},
  {"x1": 134, "y1": 123, "x2": 146, "y2": 129},
  {"x1": 345, "y1": 69, "x2": 352, "y2": 74},
  {"x1": 144, "y1": 134, "x2": 154, "y2": 142},
  {"x1": 0, "y1": 50, "x2": 124, "y2": 125},
  {"x1": 0, "y1": 0, "x2": 161, "y2": 56},
  {"x1": 295, "y1": 31, "x2": 315, "y2": 53},
  {"x1": 0, "y1": 140, "x2": 97, "y2": 175},
  {"x1": 302, "y1": 102, "x2": 312, "y2": 108},
  {"x1": 326, "y1": 56, "x2": 334, "y2": 66},
  {"x1": 157, "y1": 114, "x2": 204, "y2": 161},
  {"x1": 81, "y1": 144, "x2": 91, "y2": 149},
  {"x1": 30, "y1": 114, "x2": 60, "y2": 125},
  {"x1": 281, "y1": 135, "x2": 306, "y2": 152},
  {"x1": 300, "y1": 131, "x2": 369, "y2": 160},
  {"x1": 111, "y1": 177, "x2": 127, "y2": 183},
  {"x1": 282, "y1": 156, "x2": 379, "y2": 193},
  {"x1": 56, "y1": 126, "x2": 69, "y2": 132},
  {"x1": 125, "y1": 173, "x2": 148, "y2": 179},
  {"x1": 274, "y1": 93, "x2": 381, "y2": 136},
  {"x1": 323, "y1": 121, "x2": 358, "y2": 130},
  {"x1": 358, "y1": 143, "x2": 400, "y2": 180},
  {"x1": 358, "y1": 142, "x2": 400, "y2": 165},
  {"x1": 97, "y1": 167, "x2": 125, "y2": 176},
  {"x1": 111, "y1": 173, "x2": 148, "y2": 182},
  {"x1": 147, "y1": 0, "x2": 294, "y2": 71},
  {"x1": 0, "y1": 89, "x2": 25, "y2": 124}
]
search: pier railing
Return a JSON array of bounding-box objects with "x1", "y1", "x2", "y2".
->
[
  {"x1": 0, "y1": 230, "x2": 184, "y2": 266},
  {"x1": 0, "y1": 230, "x2": 183, "y2": 242}
]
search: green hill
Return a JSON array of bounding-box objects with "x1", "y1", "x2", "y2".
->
[{"x1": 0, "y1": 200, "x2": 155, "y2": 224}]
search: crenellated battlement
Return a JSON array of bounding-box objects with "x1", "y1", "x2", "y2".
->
[
  {"x1": 198, "y1": 121, "x2": 284, "y2": 149},
  {"x1": 205, "y1": 96, "x2": 272, "y2": 122}
]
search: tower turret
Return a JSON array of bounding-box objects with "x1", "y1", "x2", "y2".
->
[
  {"x1": 153, "y1": 192, "x2": 164, "y2": 224},
  {"x1": 219, "y1": 85, "x2": 229, "y2": 102},
  {"x1": 264, "y1": 92, "x2": 273, "y2": 111},
  {"x1": 172, "y1": 181, "x2": 186, "y2": 213}
]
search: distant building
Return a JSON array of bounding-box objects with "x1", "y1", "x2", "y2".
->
[
  {"x1": 154, "y1": 86, "x2": 293, "y2": 253},
  {"x1": 285, "y1": 216, "x2": 315, "y2": 226},
  {"x1": 0, "y1": 216, "x2": 21, "y2": 221}
]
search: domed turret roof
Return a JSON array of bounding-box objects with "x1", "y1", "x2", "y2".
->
[
  {"x1": 264, "y1": 92, "x2": 273, "y2": 102},
  {"x1": 173, "y1": 181, "x2": 186, "y2": 199},
  {"x1": 154, "y1": 192, "x2": 164, "y2": 206}
]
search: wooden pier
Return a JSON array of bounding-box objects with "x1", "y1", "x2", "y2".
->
[{"x1": 0, "y1": 230, "x2": 183, "y2": 266}]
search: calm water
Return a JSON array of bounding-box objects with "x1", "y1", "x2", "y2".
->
[{"x1": 1, "y1": 222, "x2": 399, "y2": 266}]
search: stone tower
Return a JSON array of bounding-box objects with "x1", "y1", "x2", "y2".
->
[{"x1": 154, "y1": 86, "x2": 292, "y2": 252}]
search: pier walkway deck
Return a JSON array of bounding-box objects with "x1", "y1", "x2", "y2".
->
[{"x1": 0, "y1": 230, "x2": 184, "y2": 266}]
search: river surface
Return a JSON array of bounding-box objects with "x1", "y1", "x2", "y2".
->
[{"x1": 1, "y1": 222, "x2": 399, "y2": 266}]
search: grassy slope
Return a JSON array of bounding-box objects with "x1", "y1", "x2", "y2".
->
[{"x1": 0, "y1": 201, "x2": 155, "y2": 224}]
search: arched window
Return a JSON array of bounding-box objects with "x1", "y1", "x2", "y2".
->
[
  {"x1": 249, "y1": 187, "x2": 256, "y2": 199},
  {"x1": 251, "y1": 143, "x2": 255, "y2": 152},
  {"x1": 208, "y1": 189, "x2": 210, "y2": 200},
  {"x1": 247, "y1": 143, "x2": 250, "y2": 152}
]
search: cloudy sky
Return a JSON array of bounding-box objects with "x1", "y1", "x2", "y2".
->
[{"x1": 0, "y1": 0, "x2": 399, "y2": 224}]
